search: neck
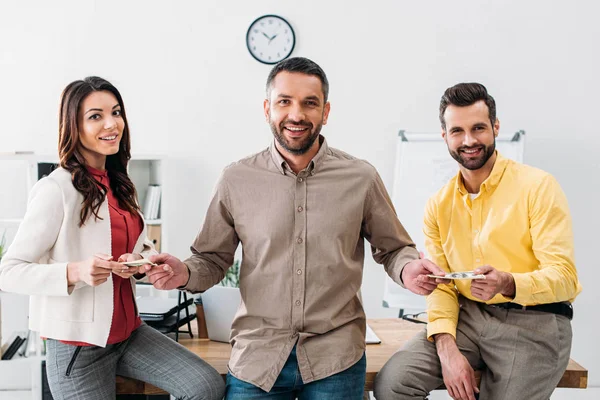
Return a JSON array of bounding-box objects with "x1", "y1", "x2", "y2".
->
[
  {"x1": 459, "y1": 152, "x2": 497, "y2": 193},
  {"x1": 81, "y1": 149, "x2": 107, "y2": 171},
  {"x1": 275, "y1": 139, "x2": 320, "y2": 174}
]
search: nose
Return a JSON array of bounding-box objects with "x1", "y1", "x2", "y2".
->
[
  {"x1": 463, "y1": 131, "x2": 478, "y2": 147},
  {"x1": 104, "y1": 116, "x2": 117, "y2": 131},
  {"x1": 287, "y1": 103, "x2": 306, "y2": 122}
]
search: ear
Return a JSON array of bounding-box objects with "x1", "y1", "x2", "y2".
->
[
  {"x1": 322, "y1": 102, "x2": 331, "y2": 125},
  {"x1": 493, "y1": 118, "x2": 500, "y2": 137},
  {"x1": 441, "y1": 128, "x2": 447, "y2": 141},
  {"x1": 263, "y1": 99, "x2": 270, "y2": 122}
]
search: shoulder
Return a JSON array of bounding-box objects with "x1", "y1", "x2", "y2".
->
[
  {"x1": 219, "y1": 148, "x2": 271, "y2": 182},
  {"x1": 504, "y1": 160, "x2": 558, "y2": 192},
  {"x1": 325, "y1": 146, "x2": 379, "y2": 180}
]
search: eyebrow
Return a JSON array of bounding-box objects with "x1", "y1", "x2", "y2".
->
[
  {"x1": 276, "y1": 94, "x2": 321, "y2": 103},
  {"x1": 84, "y1": 104, "x2": 120, "y2": 115}
]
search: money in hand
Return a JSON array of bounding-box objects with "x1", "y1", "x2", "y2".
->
[
  {"x1": 121, "y1": 258, "x2": 157, "y2": 267},
  {"x1": 427, "y1": 271, "x2": 486, "y2": 280}
]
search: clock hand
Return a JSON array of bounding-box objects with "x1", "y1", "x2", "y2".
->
[
  {"x1": 261, "y1": 31, "x2": 270, "y2": 40},
  {"x1": 269, "y1": 34, "x2": 278, "y2": 43}
]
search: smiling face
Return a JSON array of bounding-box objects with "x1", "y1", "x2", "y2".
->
[
  {"x1": 442, "y1": 100, "x2": 499, "y2": 171},
  {"x1": 264, "y1": 71, "x2": 330, "y2": 156},
  {"x1": 77, "y1": 90, "x2": 124, "y2": 169}
]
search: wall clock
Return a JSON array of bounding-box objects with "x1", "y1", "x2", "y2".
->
[{"x1": 246, "y1": 15, "x2": 295, "y2": 65}]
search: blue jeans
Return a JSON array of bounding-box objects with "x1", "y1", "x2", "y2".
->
[{"x1": 225, "y1": 346, "x2": 366, "y2": 400}]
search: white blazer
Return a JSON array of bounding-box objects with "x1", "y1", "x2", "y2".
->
[{"x1": 0, "y1": 168, "x2": 156, "y2": 346}]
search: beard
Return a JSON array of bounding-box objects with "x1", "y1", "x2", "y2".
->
[
  {"x1": 270, "y1": 118, "x2": 322, "y2": 155},
  {"x1": 448, "y1": 138, "x2": 496, "y2": 170}
]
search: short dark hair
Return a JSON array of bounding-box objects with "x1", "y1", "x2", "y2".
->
[
  {"x1": 439, "y1": 83, "x2": 496, "y2": 130},
  {"x1": 266, "y1": 57, "x2": 329, "y2": 102}
]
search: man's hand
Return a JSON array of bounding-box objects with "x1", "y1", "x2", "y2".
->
[
  {"x1": 147, "y1": 253, "x2": 189, "y2": 290},
  {"x1": 471, "y1": 265, "x2": 515, "y2": 301},
  {"x1": 435, "y1": 333, "x2": 479, "y2": 400},
  {"x1": 66, "y1": 253, "x2": 122, "y2": 287},
  {"x1": 401, "y1": 258, "x2": 451, "y2": 295}
]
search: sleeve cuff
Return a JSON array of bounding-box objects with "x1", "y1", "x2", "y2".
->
[
  {"x1": 389, "y1": 247, "x2": 420, "y2": 288},
  {"x1": 511, "y1": 272, "x2": 533, "y2": 305},
  {"x1": 426, "y1": 319, "x2": 457, "y2": 342}
]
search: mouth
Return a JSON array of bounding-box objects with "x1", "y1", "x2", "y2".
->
[
  {"x1": 99, "y1": 134, "x2": 119, "y2": 142},
  {"x1": 460, "y1": 147, "x2": 483, "y2": 157},
  {"x1": 283, "y1": 125, "x2": 310, "y2": 138}
]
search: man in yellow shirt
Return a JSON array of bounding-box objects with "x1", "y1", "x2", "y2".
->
[{"x1": 374, "y1": 83, "x2": 581, "y2": 400}]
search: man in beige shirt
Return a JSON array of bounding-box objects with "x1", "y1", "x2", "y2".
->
[{"x1": 147, "y1": 57, "x2": 446, "y2": 399}]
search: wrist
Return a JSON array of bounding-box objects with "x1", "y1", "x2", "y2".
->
[
  {"x1": 501, "y1": 272, "x2": 516, "y2": 297},
  {"x1": 435, "y1": 333, "x2": 459, "y2": 361},
  {"x1": 66, "y1": 262, "x2": 80, "y2": 285}
]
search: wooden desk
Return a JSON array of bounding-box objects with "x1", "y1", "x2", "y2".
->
[{"x1": 116, "y1": 318, "x2": 588, "y2": 395}]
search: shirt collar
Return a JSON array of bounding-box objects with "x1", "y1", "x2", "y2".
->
[
  {"x1": 455, "y1": 151, "x2": 508, "y2": 195},
  {"x1": 269, "y1": 135, "x2": 329, "y2": 176},
  {"x1": 86, "y1": 165, "x2": 108, "y2": 178}
]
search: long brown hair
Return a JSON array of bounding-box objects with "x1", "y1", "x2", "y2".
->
[{"x1": 58, "y1": 76, "x2": 140, "y2": 226}]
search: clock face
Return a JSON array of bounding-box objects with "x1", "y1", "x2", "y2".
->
[{"x1": 246, "y1": 15, "x2": 295, "y2": 65}]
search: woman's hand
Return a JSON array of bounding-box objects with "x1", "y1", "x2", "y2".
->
[
  {"x1": 114, "y1": 253, "x2": 146, "y2": 279},
  {"x1": 66, "y1": 253, "x2": 123, "y2": 286}
]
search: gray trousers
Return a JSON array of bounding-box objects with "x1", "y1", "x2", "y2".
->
[
  {"x1": 46, "y1": 323, "x2": 225, "y2": 400},
  {"x1": 374, "y1": 297, "x2": 572, "y2": 400}
]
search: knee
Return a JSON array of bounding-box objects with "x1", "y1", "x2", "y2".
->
[
  {"x1": 373, "y1": 358, "x2": 422, "y2": 400},
  {"x1": 180, "y1": 367, "x2": 225, "y2": 400}
]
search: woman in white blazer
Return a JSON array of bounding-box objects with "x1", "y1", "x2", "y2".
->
[{"x1": 0, "y1": 77, "x2": 224, "y2": 400}]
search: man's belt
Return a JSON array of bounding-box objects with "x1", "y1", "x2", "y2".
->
[{"x1": 490, "y1": 302, "x2": 573, "y2": 320}]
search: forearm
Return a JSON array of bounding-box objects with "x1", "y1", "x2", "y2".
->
[{"x1": 183, "y1": 253, "x2": 228, "y2": 293}]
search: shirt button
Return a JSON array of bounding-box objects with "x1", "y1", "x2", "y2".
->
[
  {"x1": 298, "y1": 177, "x2": 304, "y2": 183},
  {"x1": 310, "y1": 171, "x2": 315, "y2": 175},
  {"x1": 474, "y1": 229, "x2": 479, "y2": 233},
  {"x1": 297, "y1": 206, "x2": 304, "y2": 212},
  {"x1": 476, "y1": 259, "x2": 481, "y2": 263},
  {"x1": 297, "y1": 238, "x2": 303, "y2": 244},
  {"x1": 295, "y1": 300, "x2": 301, "y2": 306},
  {"x1": 297, "y1": 269, "x2": 302, "y2": 275}
]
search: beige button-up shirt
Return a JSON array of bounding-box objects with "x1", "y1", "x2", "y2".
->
[{"x1": 183, "y1": 136, "x2": 418, "y2": 391}]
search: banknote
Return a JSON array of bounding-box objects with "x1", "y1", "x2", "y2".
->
[
  {"x1": 120, "y1": 258, "x2": 157, "y2": 267},
  {"x1": 427, "y1": 271, "x2": 486, "y2": 280}
]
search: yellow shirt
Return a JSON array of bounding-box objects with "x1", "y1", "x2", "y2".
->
[{"x1": 424, "y1": 153, "x2": 581, "y2": 340}]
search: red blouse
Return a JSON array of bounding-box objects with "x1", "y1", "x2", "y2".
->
[{"x1": 62, "y1": 167, "x2": 143, "y2": 346}]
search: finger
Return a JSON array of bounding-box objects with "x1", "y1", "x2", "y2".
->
[
  {"x1": 148, "y1": 271, "x2": 172, "y2": 283},
  {"x1": 470, "y1": 368, "x2": 480, "y2": 394},
  {"x1": 94, "y1": 253, "x2": 113, "y2": 261},
  {"x1": 149, "y1": 253, "x2": 170, "y2": 264},
  {"x1": 153, "y1": 274, "x2": 174, "y2": 289},
  {"x1": 447, "y1": 384, "x2": 457, "y2": 400},
  {"x1": 435, "y1": 278, "x2": 452, "y2": 284},
  {"x1": 161, "y1": 264, "x2": 173, "y2": 273},
  {"x1": 464, "y1": 378, "x2": 476, "y2": 400},
  {"x1": 419, "y1": 281, "x2": 438, "y2": 291},
  {"x1": 146, "y1": 266, "x2": 170, "y2": 278},
  {"x1": 421, "y1": 259, "x2": 446, "y2": 276},
  {"x1": 92, "y1": 277, "x2": 108, "y2": 286},
  {"x1": 474, "y1": 264, "x2": 493, "y2": 275},
  {"x1": 456, "y1": 379, "x2": 471, "y2": 400}
]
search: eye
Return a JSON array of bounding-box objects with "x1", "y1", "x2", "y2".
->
[
  {"x1": 88, "y1": 114, "x2": 101, "y2": 120},
  {"x1": 305, "y1": 101, "x2": 318, "y2": 107},
  {"x1": 279, "y1": 99, "x2": 290, "y2": 105},
  {"x1": 113, "y1": 109, "x2": 122, "y2": 117}
]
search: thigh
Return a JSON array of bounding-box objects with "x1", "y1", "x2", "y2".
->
[
  {"x1": 480, "y1": 309, "x2": 572, "y2": 400},
  {"x1": 116, "y1": 324, "x2": 225, "y2": 400},
  {"x1": 299, "y1": 352, "x2": 366, "y2": 400},
  {"x1": 46, "y1": 339, "x2": 118, "y2": 400},
  {"x1": 374, "y1": 324, "x2": 482, "y2": 400},
  {"x1": 225, "y1": 372, "x2": 296, "y2": 400}
]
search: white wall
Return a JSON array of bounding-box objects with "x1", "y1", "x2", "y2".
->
[{"x1": 1, "y1": 0, "x2": 598, "y2": 394}]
